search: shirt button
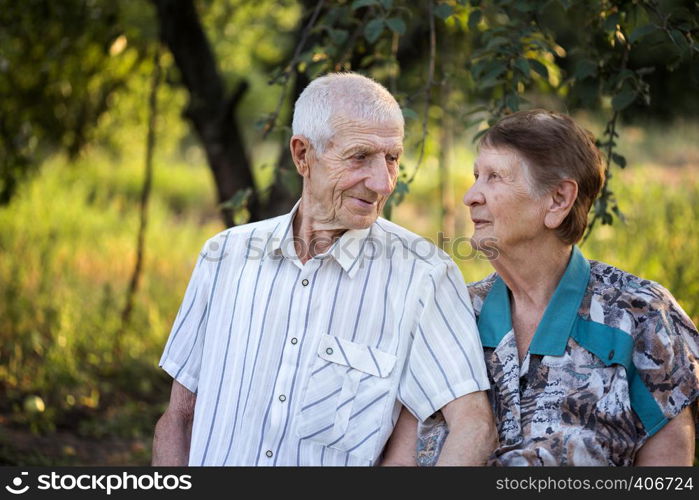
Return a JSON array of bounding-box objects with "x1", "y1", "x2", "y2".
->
[
  {"x1": 326, "y1": 347, "x2": 334, "y2": 355},
  {"x1": 279, "y1": 394, "x2": 287, "y2": 402},
  {"x1": 301, "y1": 279, "x2": 309, "y2": 286},
  {"x1": 265, "y1": 450, "x2": 273, "y2": 458},
  {"x1": 290, "y1": 337, "x2": 298, "y2": 345},
  {"x1": 608, "y1": 350, "x2": 615, "y2": 360}
]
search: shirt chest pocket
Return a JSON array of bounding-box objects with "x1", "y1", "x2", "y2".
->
[{"x1": 296, "y1": 334, "x2": 397, "y2": 461}]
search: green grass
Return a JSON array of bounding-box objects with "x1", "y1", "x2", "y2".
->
[
  {"x1": 0, "y1": 118, "x2": 697, "y2": 465},
  {"x1": 0, "y1": 151, "x2": 223, "y2": 463}
]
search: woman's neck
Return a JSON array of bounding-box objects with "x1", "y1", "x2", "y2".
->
[{"x1": 491, "y1": 238, "x2": 573, "y2": 311}]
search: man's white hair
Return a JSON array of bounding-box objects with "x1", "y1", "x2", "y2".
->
[{"x1": 292, "y1": 72, "x2": 404, "y2": 152}]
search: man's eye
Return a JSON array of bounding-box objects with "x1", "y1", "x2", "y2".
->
[
  {"x1": 353, "y1": 153, "x2": 367, "y2": 161},
  {"x1": 473, "y1": 173, "x2": 479, "y2": 180},
  {"x1": 488, "y1": 172, "x2": 499, "y2": 180},
  {"x1": 387, "y1": 155, "x2": 399, "y2": 163}
]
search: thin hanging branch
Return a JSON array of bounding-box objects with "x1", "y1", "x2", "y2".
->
[
  {"x1": 262, "y1": 0, "x2": 326, "y2": 138},
  {"x1": 582, "y1": 25, "x2": 631, "y2": 243},
  {"x1": 120, "y1": 46, "x2": 162, "y2": 336},
  {"x1": 335, "y1": 8, "x2": 373, "y2": 70},
  {"x1": 389, "y1": 31, "x2": 400, "y2": 95},
  {"x1": 583, "y1": 110, "x2": 618, "y2": 244},
  {"x1": 407, "y1": 0, "x2": 436, "y2": 184}
]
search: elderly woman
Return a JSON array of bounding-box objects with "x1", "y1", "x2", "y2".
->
[{"x1": 382, "y1": 109, "x2": 698, "y2": 466}]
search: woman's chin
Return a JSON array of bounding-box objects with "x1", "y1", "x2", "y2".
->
[{"x1": 469, "y1": 231, "x2": 501, "y2": 257}]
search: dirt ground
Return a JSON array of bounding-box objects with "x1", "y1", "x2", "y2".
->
[{"x1": 0, "y1": 426, "x2": 150, "y2": 466}]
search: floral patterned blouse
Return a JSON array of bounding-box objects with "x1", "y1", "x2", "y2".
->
[{"x1": 417, "y1": 246, "x2": 699, "y2": 466}]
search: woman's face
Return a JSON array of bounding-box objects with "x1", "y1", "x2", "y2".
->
[{"x1": 463, "y1": 146, "x2": 549, "y2": 254}]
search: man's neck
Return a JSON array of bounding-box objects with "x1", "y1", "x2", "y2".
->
[{"x1": 292, "y1": 198, "x2": 347, "y2": 264}]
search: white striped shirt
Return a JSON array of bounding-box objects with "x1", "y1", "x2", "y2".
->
[{"x1": 160, "y1": 201, "x2": 489, "y2": 466}]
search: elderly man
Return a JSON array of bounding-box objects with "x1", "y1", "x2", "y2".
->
[{"x1": 151, "y1": 72, "x2": 494, "y2": 466}]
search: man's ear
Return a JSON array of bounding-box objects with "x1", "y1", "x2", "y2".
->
[
  {"x1": 290, "y1": 135, "x2": 313, "y2": 177},
  {"x1": 544, "y1": 179, "x2": 578, "y2": 230}
]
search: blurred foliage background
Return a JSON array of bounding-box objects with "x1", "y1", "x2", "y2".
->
[{"x1": 0, "y1": 0, "x2": 697, "y2": 464}]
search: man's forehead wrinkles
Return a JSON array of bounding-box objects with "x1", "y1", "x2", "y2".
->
[
  {"x1": 340, "y1": 136, "x2": 403, "y2": 152},
  {"x1": 329, "y1": 113, "x2": 402, "y2": 132}
]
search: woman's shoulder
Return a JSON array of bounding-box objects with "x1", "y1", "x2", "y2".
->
[
  {"x1": 588, "y1": 260, "x2": 675, "y2": 308},
  {"x1": 466, "y1": 273, "x2": 499, "y2": 316},
  {"x1": 585, "y1": 260, "x2": 697, "y2": 337}
]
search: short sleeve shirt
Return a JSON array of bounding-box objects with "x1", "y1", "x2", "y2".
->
[
  {"x1": 160, "y1": 201, "x2": 490, "y2": 466},
  {"x1": 417, "y1": 246, "x2": 699, "y2": 466}
]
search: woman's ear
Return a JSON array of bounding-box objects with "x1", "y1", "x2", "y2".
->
[
  {"x1": 544, "y1": 179, "x2": 578, "y2": 229},
  {"x1": 290, "y1": 135, "x2": 312, "y2": 177}
]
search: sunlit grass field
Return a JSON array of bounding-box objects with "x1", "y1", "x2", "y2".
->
[{"x1": 0, "y1": 119, "x2": 697, "y2": 465}]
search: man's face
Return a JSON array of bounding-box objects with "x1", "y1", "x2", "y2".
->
[{"x1": 302, "y1": 114, "x2": 404, "y2": 230}]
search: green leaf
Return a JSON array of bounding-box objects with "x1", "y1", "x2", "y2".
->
[
  {"x1": 613, "y1": 69, "x2": 635, "y2": 86},
  {"x1": 219, "y1": 187, "x2": 253, "y2": 212},
  {"x1": 669, "y1": 29, "x2": 689, "y2": 51},
  {"x1": 505, "y1": 93, "x2": 520, "y2": 111},
  {"x1": 383, "y1": 180, "x2": 409, "y2": 219},
  {"x1": 574, "y1": 59, "x2": 597, "y2": 80},
  {"x1": 385, "y1": 17, "x2": 406, "y2": 35},
  {"x1": 352, "y1": 0, "x2": 378, "y2": 9},
  {"x1": 572, "y1": 80, "x2": 599, "y2": 107},
  {"x1": 513, "y1": 0, "x2": 537, "y2": 12},
  {"x1": 611, "y1": 90, "x2": 637, "y2": 112},
  {"x1": 629, "y1": 24, "x2": 657, "y2": 44},
  {"x1": 514, "y1": 57, "x2": 530, "y2": 76},
  {"x1": 478, "y1": 62, "x2": 507, "y2": 89},
  {"x1": 528, "y1": 58, "x2": 549, "y2": 79},
  {"x1": 401, "y1": 107, "x2": 418, "y2": 120},
  {"x1": 472, "y1": 127, "x2": 490, "y2": 143},
  {"x1": 486, "y1": 36, "x2": 509, "y2": 49},
  {"x1": 558, "y1": 0, "x2": 574, "y2": 9},
  {"x1": 470, "y1": 59, "x2": 489, "y2": 78},
  {"x1": 379, "y1": 0, "x2": 393, "y2": 8},
  {"x1": 329, "y1": 29, "x2": 348, "y2": 44},
  {"x1": 611, "y1": 205, "x2": 627, "y2": 224},
  {"x1": 468, "y1": 9, "x2": 481, "y2": 30},
  {"x1": 610, "y1": 152, "x2": 627, "y2": 168},
  {"x1": 603, "y1": 13, "x2": 619, "y2": 32},
  {"x1": 364, "y1": 18, "x2": 385, "y2": 43},
  {"x1": 434, "y1": 3, "x2": 454, "y2": 20}
]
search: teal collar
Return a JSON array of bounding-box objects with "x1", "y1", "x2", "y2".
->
[{"x1": 478, "y1": 246, "x2": 591, "y2": 355}]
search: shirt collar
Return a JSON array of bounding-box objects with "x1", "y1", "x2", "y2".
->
[
  {"x1": 266, "y1": 198, "x2": 372, "y2": 279},
  {"x1": 478, "y1": 245, "x2": 591, "y2": 355}
]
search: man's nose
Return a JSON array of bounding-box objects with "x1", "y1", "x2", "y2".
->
[
  {"x1": 463, "y1": 182, "x2": 484, "y2": 207},
  {"x1": 366, "y1": 160, "x2": 395, "y2": 196}
]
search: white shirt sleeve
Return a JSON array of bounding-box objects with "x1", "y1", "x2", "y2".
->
[
  {"x1": 159, "y1": 243, "x2": 211, "y2": 393},
  {"x1": 398, "y1": 260, "x2": 490, "y2": 422}
]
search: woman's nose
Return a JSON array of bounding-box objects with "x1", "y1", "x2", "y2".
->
[{"x1": 463, "y1": 183, "x2": 484, "y2": 206}]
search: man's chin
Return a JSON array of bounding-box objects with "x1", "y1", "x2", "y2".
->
[{"x1": 343, "y1": 213, "x2": 377, "y2": 231}]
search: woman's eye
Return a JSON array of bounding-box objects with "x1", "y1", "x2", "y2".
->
[
  {"x1": 488, "y1": 172, "x2": 499, "y2": 180},
  {"x1": 473, "y1": 173, "x2": 479, "y2": 180}
]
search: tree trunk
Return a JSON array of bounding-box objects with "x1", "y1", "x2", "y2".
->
[{"x1": 153, "y1": 0, "x2": 259, "y2": 227}]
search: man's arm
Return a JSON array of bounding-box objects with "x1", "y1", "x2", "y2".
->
[
  {"x1": 381, "y1": 406, "x2": 419, "y2": 466},
  {"x1": 436, "y1": 390, "x2": 497, "y2": 466},
  {"x1": 635, "y1": 406, "x2": 695, "y2": 466},
  {"x1": 152, "y1": 380, "x2": 197, "y2": 466}
]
